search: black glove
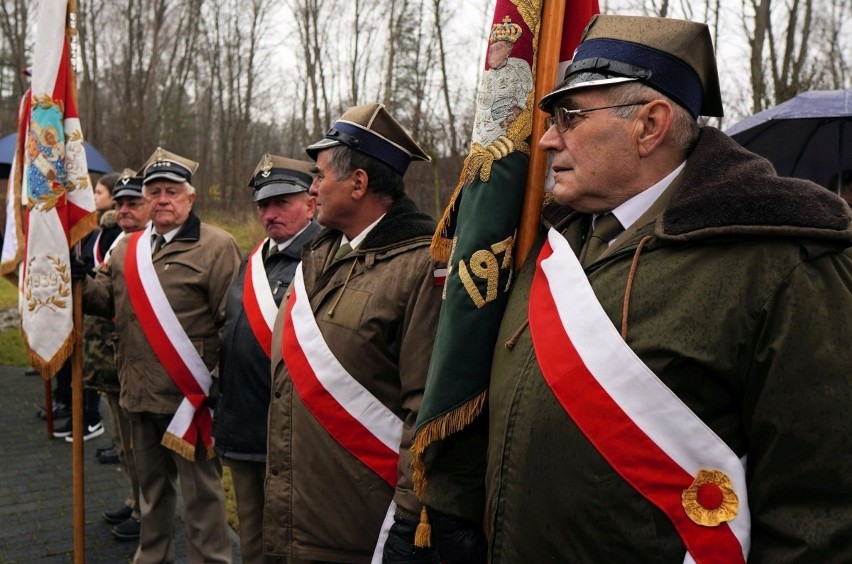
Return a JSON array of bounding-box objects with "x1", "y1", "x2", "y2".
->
[
  {"x1": 382, "y1": 514, "x2": 440, "y2": 564},
  {"x1": 205, "y1": 377, "x2": 220, "y2": 411},
  {"x1": 70, "y1": 255, "x2": 90, "y2": 281},
  {"x1": 429, "y1": 507, "x2": 487, "y2": 564}
]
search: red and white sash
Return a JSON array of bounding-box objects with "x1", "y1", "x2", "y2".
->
[
  {"x1": 92, "y1": 229, "x2": 105, "y2": 268},
  {"x1": 528, "y1": 228, "x2": 750, "y2": 564},
  {"x1": 124, "y1": 224, "x2": 214, "y2": 460},
  {"x1": 102, "y1": 231, "x2": 125, "y2": 265},
  {"x1": 282, "y1": 263, "x2": 401, "y2": 562},
  {"x1": 242, "y1": 239, "x2": 278, "y2": 358}
]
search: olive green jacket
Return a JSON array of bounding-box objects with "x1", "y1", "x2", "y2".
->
[
  {"x1": 264, "y1": 196, "x2": 444, "y2": 562},
  {"x1": 427, "y1": 128, "x2": 852, "y2": 563}
]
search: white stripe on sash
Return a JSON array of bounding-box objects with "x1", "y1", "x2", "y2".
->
[
  {"x1": 248, "y1": 238, "x2": 278, "y2": 331},
  {"x1": 134, "y1": 223, "x2": 212, "y2": 392},
  {"x1": 540, "y1": 228, "x2": 750, "y2": 561},
  {"x1": 289, "y1": 264, "x2": 402, "y2": 452}
]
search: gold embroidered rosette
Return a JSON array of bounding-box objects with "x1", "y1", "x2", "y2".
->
[{"x1": 681, "y1": 468, "x2": 739, "y2": 527}]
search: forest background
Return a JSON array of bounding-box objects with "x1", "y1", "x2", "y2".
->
[{"x1": 1, "y1": 0, "x2": 850, "y2": 219}]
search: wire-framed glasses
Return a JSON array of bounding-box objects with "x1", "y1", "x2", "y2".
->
[{"x1": 545, "y1": 101, "x2": 650, "y2": 133}]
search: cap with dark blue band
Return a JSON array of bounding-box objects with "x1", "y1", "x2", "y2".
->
[
  {"x1": 331, "y1": 121, "x2": 412, "y2": 175},
  {"x1": 537, "y1": 15, "x2": 723, "y2": 119},
  {"x1": 305, "y1": 103, "x2": 430, "y2": 175},
  {"x1": 573, "y1": 39, "x2": 704, "y2": 118},
  {"x1": 139, "y1": 147, "x2": 199, "y2": 185},
  {"x1": 249, "y1": 154, "x2": 315, "y2": 202},
  {"x1": 113, "y1": 169, "x2": 144, "y2": 199}
]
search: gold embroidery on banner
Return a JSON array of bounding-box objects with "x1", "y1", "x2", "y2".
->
[
  {"x1": 31, "y1": 93, "x2": 65, "y2": 113},
  {"x1": 24, "y1": 254, "x2": 71, "y2": 312},
  {"x1": 682, "y1": 468, "x2": 739, "y2": 527},
  {"x1": 457, "y1": 236, "x2": 515, "y2": 308}
]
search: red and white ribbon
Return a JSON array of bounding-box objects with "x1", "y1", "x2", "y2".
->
[
  {"x1": 282, "y1": 263, "x2": 401, "y2": 560},
  {"x1": 529, "y1": 228, "x2": 750, "y2": 564},
  {"x1": 124, "y1": 224, "x2": 213, "y2": 459},
  {"x1": 242, "y1": 239, "x2": 277, "y2": 358}
]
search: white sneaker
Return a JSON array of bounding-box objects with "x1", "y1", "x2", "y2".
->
[{"x1": 64, "y1": 422, "x2": 105, "y2": 442}]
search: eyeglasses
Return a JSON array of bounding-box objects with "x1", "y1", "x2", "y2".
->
[{"x1": 545, "y1": 101, "x2": 650, "y2": 133}]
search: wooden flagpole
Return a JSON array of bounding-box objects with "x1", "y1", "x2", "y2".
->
[
  {"x1": 67, "y1": 0, "x2": 86, "y2": 560},
  {"x1": 514, "y1": 0, "x2": 566, "y2": 269}
]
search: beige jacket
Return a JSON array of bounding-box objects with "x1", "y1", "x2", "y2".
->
[{"x1": 84, "y1": 212, "x2": 241, "y2": 415}]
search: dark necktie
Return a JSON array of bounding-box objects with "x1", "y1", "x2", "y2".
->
[
  {"x1": 152, "y1": 234, "x2": 165, "y2": 255},
  {"x1": 267, "y1": 243, "x2": 279, "y2": 260},
  {"x1": 582, "y1": 213, "x2": 623, "y2": 267},
  {"x1": 333, "y1": 242, "x2": 352, "y2": 262}
]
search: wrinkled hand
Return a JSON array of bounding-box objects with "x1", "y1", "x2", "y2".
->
[
  {"x1": 382, "y1": 514, "x2": 440, "y2": 564},
  {"x1": 429, "y1": 507, "x2": 487, "y2": 564},
  {"x1": 70, "y1": 255, "x2": 90, "y2": 281}
]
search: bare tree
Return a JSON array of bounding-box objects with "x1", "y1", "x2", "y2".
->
[{"x1": 0, "y1": 0, "x2": 31, "y2": 132}]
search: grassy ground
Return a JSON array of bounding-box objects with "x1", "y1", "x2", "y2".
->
[
  {"x1": 202, "y1": 208, "x2": 266, "y2": 255},
  {"x1": 0, "y1": 278, "x2": 28, "y2": 367},
  {"x1": 0, "y1": 213, "x2": 252, "y2": 528},
  {"x1": 0, "y1": 276, "x2": 17, "y2": 308}
]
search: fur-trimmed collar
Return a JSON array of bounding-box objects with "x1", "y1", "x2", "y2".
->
[
  {"x1": 660, "y1": 127, "x2": 850, "y2": 241},
  {"x1": 312, "y1": 195, "x2": 435, "y2": 251}
]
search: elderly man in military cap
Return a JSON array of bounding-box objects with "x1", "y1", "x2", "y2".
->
[
  {"x1": 213, "y1": 155, "x2": 319, "y2": 564},
  {"x1": 263, "y1": 103, "x2": 445, "y2": 563},
  {"x1": 419, "y1": 14, "x2": 852, "y2": 563},
  {"x1": 93, "y1": 170, "x2": 149, "y2": 543},
  {"x1": 82, "y1": 147, "x2": 240, "y2": 563}
]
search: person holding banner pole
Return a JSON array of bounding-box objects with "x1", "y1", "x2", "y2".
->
[
  {"x1": 422, "y1": 14, "x2": 852, "y2": 564},
  {"x1": 80, "y1": 147, "x2": 240, "y2": 563},
  {"x1": 213, "y1": 154, "x2": 319, "y2": 564}
]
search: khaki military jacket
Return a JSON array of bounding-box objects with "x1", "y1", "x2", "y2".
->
[
  {"x1": 84, "y1": 212, "x2": 241, "y2": 415},
  {"x1": 264, "y1": 196, "x2": 443, "y2": 562}
]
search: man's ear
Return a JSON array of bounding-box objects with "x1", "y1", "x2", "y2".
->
[
  {"x1": 350, "y1": 169, "x2": 369, "y2": 200},
  {"x1": 635, "y1": 99, "x2": 674, "y2": 158}
]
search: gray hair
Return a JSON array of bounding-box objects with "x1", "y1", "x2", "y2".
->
[{"x1": 606, "y1": 82, "x2": 699, "y2": 156}]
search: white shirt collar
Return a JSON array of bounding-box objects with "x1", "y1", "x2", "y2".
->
[
  {"x1": 610, "y1": 161, "x2": 686, "y2": 231},
  {"x1": 340, "y1": 213, "x2": 386, "y2": 250},
  {"x1": 273, "y1": 222, "x2": 312, "y2": 252}
]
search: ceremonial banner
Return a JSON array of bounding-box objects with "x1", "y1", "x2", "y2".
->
[
  {"x1": 412, "y1": 0, "x2": 599, "y2": 498},
  {"x1": 0, "y1": 89, "x2": 30, "y2": 278},
  {"x1": 13, "y1": 2, "x2": 97, "y2": 376}
]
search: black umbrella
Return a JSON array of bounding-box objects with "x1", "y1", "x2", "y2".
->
[
  {"x1": 0, "y1": 132, "x2": 113, "y2": 179},
  {"x1": 725, "y1": 89, "x2": 851, "y2": 192}
]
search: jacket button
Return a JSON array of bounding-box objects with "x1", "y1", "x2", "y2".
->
[
  {"x1": 274, "y1": 391, "x2": 281, "y2": 398},
  {"x1": 270, "y1": 468, "x2": 278, "y2": 476}
]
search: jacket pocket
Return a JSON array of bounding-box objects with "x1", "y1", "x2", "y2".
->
[
  {"x1": 163, "y1": 258, "x2": 203, "y2": 273},
  {"x1": 323, "y1": 287, "x2": 370, "y2": 332}
]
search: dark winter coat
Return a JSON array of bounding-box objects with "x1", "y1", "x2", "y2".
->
[
  {"x1": 427, "y1": 128, "x2": 852, "y2": 563},
  {"x1": 213, "y1": 221, "x2": 320, "y2": 461}
]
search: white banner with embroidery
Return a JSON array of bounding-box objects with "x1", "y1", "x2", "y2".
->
[{"x1": 20, "y1": 1, "x2": 96, "y2": 376}]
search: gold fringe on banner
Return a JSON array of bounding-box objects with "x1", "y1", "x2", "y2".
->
[
  {"x1": 410, "y1": 390, "x2": 487, "y2": 547},
  {"x1": 24, "y1": 330, "x2": 75, "y2": 380}
]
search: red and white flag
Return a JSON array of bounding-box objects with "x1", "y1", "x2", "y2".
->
[{"x1": 7, "y1": 1, "x2": 97, "y2": 377}]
